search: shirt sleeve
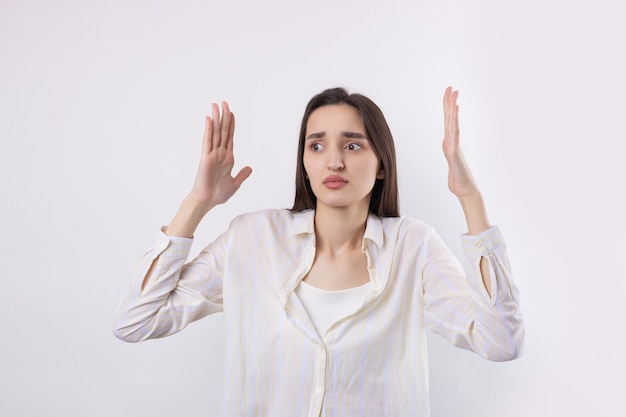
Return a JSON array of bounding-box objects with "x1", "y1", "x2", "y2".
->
[
  {"x1": 421, "y1": 226, "x2": 524, "y2": 361},
  {"x1": 112, "y1": 227, "x2": 227, "y2": 343}
]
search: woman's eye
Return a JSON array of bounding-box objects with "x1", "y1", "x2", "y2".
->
[
  {"x1": 311, "y1": 143, "x2": 325, "y2": 151},
  {"x1": 346, "y1": 143, "x2": 363, "y2": 151}
]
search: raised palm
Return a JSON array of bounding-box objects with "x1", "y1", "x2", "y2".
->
[
  {"x1": 189, "y1": 102, "x2": 252, "y2": 209},
  {"x1": 442, "y1": 87, "x2": 479, "y2": 199}
]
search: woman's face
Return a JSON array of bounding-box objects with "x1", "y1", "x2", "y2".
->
[{"x1": 303, "y1": 104, "x2": 384, "y2": 212}]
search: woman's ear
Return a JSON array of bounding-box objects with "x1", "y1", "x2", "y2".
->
[{"x1": 376, "y1": 169, "x2": 385, "y2": 179}]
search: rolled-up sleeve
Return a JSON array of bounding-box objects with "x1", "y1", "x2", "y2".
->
[
  {"x1": 113, "y1": 228, "x2": 226, "y2": 343},
  {"x1": 422, "y1": 226, "x2": 524, "y2": 362}
]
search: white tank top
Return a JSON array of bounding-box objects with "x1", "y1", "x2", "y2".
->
[{"x1": 295, "y1": 280, "x2": 372, "y2": 337}]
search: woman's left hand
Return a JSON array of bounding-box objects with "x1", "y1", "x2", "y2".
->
[{"x1": 442, "y1": 86, "x2": 481, "y2": 199}]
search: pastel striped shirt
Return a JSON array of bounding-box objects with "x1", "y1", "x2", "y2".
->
[{"x1": 113, "y1": 209, "x2": 524, "y2": 417}]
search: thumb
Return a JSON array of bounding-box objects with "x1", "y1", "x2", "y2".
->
[{"x1": 233, "y1": 166, "x2": 253, "y2": 188}]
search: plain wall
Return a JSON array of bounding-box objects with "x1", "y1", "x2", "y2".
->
[{"x1": 1, "y1": 0, "x2": 624, "y2": 416}]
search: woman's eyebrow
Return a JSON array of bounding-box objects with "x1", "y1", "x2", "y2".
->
[
  {"x1": 306, "y1": 131, "x2": 368, "y2": 140},
  {"x1": 306, "y1": 132, "x2": 325, "y2": 140},
  {"x1": 342, "y1": 131, "x2": 367, "y2": 139}
]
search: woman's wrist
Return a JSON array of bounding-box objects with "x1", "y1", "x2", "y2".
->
[{"x1": 165, "y1": 196, "x2": 215, "y2": 238}]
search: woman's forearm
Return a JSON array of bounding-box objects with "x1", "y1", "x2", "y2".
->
[{"x1": 457, "y1": 190, "x2": 490, "y2": 236}]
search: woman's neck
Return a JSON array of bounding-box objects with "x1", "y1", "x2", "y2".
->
[{"x1": 313, "y1": 204, "x2": 369, "y2": 254}]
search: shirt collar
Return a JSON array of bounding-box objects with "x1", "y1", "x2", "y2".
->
[
  {"x1": 363, "y1": 212, "x2": 384, "y2": 248},
  {"x1": 291, "y1": 209, "x2": 384, "y2": 248},
  {"x1": 291, "y1": 209, "x2": 316, "y2": 235},
  {"x1": 281, "y1": 209, "x2": 386, "y2": 306}
]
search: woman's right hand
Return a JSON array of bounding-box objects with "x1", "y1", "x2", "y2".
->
[{"x1": 188, "y1": 101, "x2": 253, "y2": 211}]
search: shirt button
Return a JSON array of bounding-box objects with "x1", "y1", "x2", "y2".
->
[{"x1": 315, "y1": 387, "x2": 322, "y2": 394}]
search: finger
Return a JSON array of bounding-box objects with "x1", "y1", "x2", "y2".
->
[
  {"x1": 233, "y1": 166, "x2": 253, "y2": 188},
  {"x1": 443, "y1": 86, "x2": 452, "y2": 108},
  {"x1": 211, "y1": 103, "x2": 220, "y2": 150},
  {"x1": 444, "y1": 89, "x2": 459, "y2": 125},
  {"x1": 203, "y1": 115, "x2": 213, "y2": 153},
  {"x1": 226, "y1": 112, "x2": 236, "y2": 150},
  {"x1": 446, "y1": 90, "x2": 457, "y2": 114},
  {"x1": 219, "y1": 101, "x2": 231, "y2": 148},
  {"x1": 450, "y1": 90, "x2": 459, "y2": 127},
  {"x1": 452, "y1": 90, "x2": 459, "y2": 107},
  {"x1": 444, "y1": 92, "x2": 453, "y2": 130},
  {"x1": 220, "y1": 101, "x2": 233, "y2": 149},
  {"x1": 443, "y1": 91, "x2": 460, "y2": 147},
  {"x1": 443, "y1": 87, "x2": 453, "y2": 121},
  {"x1": 449, "y1": 91, "x2": 458, "y2": 123}
]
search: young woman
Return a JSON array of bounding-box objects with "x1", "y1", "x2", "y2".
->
[{"x1": 114, "y1": 87, "x2": 524, "y2": 416}]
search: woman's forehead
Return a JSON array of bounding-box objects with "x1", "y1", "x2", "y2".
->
[{"x1": 306, "y1": 104, "x2": 364, "y2": 131}]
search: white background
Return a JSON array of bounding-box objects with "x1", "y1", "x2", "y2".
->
[{"x1": 1, "y1": 0, "x2": 624, "y2": 416}]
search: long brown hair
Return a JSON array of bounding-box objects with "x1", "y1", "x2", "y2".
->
[{"x1": 291, "y1": 87, "x2": 400, "y2": 217}]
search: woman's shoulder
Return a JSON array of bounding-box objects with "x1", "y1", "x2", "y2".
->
[
  {"x1": 229, "y1": 208, "x2": 313, "y2": 231},
  {"x1": 370, "y1": 215, "x2": 436, "y2": 248},
  {"x1": 232, "y1": 208, "x2": 310, "y2": 221},
  {"x1": 378, "y1": 214, "x2": 433, "y2": 234}
]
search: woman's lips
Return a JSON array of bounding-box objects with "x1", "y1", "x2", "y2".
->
[{"x1": 323, "y1": 175, "x2": 348, "y2": 189}]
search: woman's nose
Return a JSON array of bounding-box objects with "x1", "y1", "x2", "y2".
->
[{"x1": 327, "y1": 150, "x2": 344, "y2": 170}]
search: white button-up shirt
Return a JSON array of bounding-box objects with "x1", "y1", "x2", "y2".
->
[{"x1": 113, "y1": 209, "x2": 524, "y2": 417}]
